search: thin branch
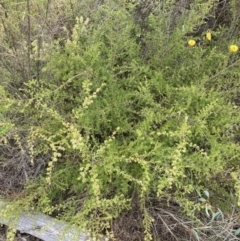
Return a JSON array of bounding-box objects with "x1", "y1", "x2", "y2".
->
[{"x1": 27, "y1": 0, "x2": 31, "y2": 77}]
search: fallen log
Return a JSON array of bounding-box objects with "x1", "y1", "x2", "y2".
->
[{"x1": 0, "y1": 200, "x2": 107, "y2": 241}]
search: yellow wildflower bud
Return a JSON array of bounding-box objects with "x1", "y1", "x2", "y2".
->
[
  {"x1": 206, "y1": 32, "x2": 211, "y2": 41},
  {"x1": 188, "y1": 40, "x2": 196, "y2": 47},
  {"x1": 229, "y1": 45, "x2": 239, "y2": 53}
]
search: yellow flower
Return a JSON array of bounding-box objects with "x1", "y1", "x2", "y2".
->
[
  {"x1": 229, "y1": 45, "x2": 239, "y2": 53},
  {"x1": 206, "y1": 32, "x2": 211, "y2": 41},
  {"x1": 188, "y1": 40, "x2": 196, "y2": 47}
]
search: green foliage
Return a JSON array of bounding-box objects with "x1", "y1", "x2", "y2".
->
[
  {"x1": 1, "y1": 0, "x2": 240, "y2": 240},
  {"x1": 0, "y1": 85, "x2": 14, "y2": 140}
]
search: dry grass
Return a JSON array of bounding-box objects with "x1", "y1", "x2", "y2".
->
[
  {"x1": 111, "y1": 197, "x2": 240, "y2": 241},
  {"x1": 0, "y1": 138, "x2": 46, "y2": 199}
]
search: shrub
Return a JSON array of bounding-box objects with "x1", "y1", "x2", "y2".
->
[{"x1": 1, "y1": 0, "x2": 240, "y2": 240}]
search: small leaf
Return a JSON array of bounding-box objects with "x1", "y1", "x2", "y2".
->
[
  {"x1": 210, "y1": 211, "x2": 220, "y2": 223},
  {"x1": 205, "y1": 206, "x2": 210, "y2": 218},
  {"x1": 191, "y1": 229, "x2": 200, "y2": 241},
  {"x1": 196, "y1": 189, "x2": 201, "y2": 197},
  {"x1": 203, "y1": 190, "x2": 209, "y2": 198},
  {"x1": 217, "y1": 208, "x2": 224, "y2": 220},
  {"x1": 199, "y1": 197, "x2": 206, "y2": 202},
  {"x1": 235, "y1": 228, "x2": 240, "y2": 236}
]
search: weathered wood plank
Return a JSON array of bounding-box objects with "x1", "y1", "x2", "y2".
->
[{"x1": 0, "y1": 200, "x2": 106, "y2": 241}]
